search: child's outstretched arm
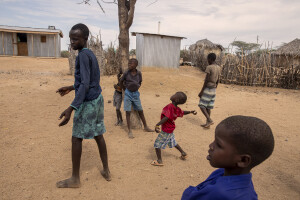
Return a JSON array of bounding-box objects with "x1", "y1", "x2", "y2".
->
[
  {"x1": 56, "y1": 85, "x2": 74, "y2": 96},
  {"x1": 155, "y1": 116, "x2": 168, "y2": 133},
  {"x1": 183, "y1": 110, "x2": 197, "y2": 115}
]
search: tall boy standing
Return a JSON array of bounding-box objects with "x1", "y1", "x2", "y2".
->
[
  {"x1": 120, "y1": 58, "x2": 154, "y2": 138},
  {"x1": 198, "y1": 53, "x2": 221, "y2": 128},
  {"x1": 56, "y1": 23, "x2": 110, "y2": 188}
]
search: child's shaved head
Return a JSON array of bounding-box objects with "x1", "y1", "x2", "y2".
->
[
  {"x1": 129, "y1": 58, "x2": 138, "y2": 66},
  {"x1": 219, "y1": 115, "x2": 274, "y2": 168},
  {"x1": 175, "y1": 92, "x2": 187, "y2": 104},
  {"x1": 207, "y1": 53, "x2": 216, "y2": 62},
  {"x1": 71, "y1": 23, "x2": 89, "y2": 40}
]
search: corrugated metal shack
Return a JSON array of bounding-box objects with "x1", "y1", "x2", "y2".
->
[
  {"x1": 132, "y1": 32, "x2": 186, "y2": 68},
  {"x1": 0, "y1": 25, "x2": 63, "y2": 57}
]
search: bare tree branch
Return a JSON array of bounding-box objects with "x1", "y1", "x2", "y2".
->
[
  {"x1": 101, "y1": 0, "x2": 118, "y2": 4},
  {"x1": 147, "y1": 0, "x2": 158, "y2": 7},
  {"x1": 77, "y1": 0, "x2": 91, "y2": 5},
  {"x1": 125, "y1": 0, "x2": 137, "y2": 29},
  {"x1": 96, "y1": 0, "x2": 106, "y2": 13}
]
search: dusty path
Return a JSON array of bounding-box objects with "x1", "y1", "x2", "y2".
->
[{"x1": 0, "y1": 57, "x2": 299, "y2": 200}]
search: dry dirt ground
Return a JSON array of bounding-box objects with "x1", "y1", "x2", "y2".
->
[{"x1": 0, "y1": 56, "x2": 300, "y2": 200}]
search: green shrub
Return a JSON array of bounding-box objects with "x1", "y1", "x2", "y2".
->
[{"x1": 61, "y1": 50, "x2": 70, "y2": 58}]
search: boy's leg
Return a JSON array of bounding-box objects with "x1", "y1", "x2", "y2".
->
[
  {"x1": 115, "y1": 109, "x2": 120, "y2": 125},
  {"x1": 115, "y1": 109, "x2": 123, "y2": 125},
  {"x1": 115, "y1": 93, "x2": 123, "y2": 125},
  {"x1": 199, "y1": 88, "x2": 215, "y2": 127},
  {"x1": 130, "y1": 91, "x2": 153, "y2": 132},
  {"x1": 207, "y1": 108, "x2": 211, "y2": 117},
  {"x1": 137, "y1": 110, "x2": 154, "y2": 132},
  {"x1": 124, "y1": 90, "x2": 134, "y2": 138},
  {"x1": 175, "y1": 144, "x2": 187, "y2": 158},
  {"x1": 56, "y1": 137, "x2": 82, "y2": 188},
  {"x1": 94, "y1": 135, "x2": 111, "y2": 181},
  {"x1": 117, "y1": 109, "x2": 123, "y2": 124},
  {"x1": 126, "y1": 111, "x2": 134, "y2": 138},
  {"x1": 200, "y1": 106, "x2": 213, "y2": 126},
  {"x1": 155, "y1": 148, "x2": 163, "y2": 164}
]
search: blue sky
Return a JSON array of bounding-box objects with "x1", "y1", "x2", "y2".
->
[{"x1": 1, "y1": 0, "x2": 299, "y2": 51}]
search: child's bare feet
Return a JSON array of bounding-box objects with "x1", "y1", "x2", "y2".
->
[
  {"x1": 56, "y1": 177, "x2": 81, "y2": 188},
  {"x1": 128, "y1": 131, "x2": 134, "y2": 139},
  {"x1": 115, "y1": 121, "x2": 123, "y2": 126},
  {"x1": 100, "y1": 169, "x2": 111, "y2": 181},
  {"x1": 144, "y1": 127, "x2": 154, "y2": 132},
  {"x1": 201, "y1": 120, "x2": 214, "y2": 128},
  {"x1": 151, "y1": 160, "x2": 164, "y2": 166},
  {"x1": 180, "y1": 152, "x2": 188, "y2": 160}
]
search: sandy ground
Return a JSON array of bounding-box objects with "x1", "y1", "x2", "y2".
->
[{"x1": 0, "y1": 56, "x2": 300, "y2": 200}]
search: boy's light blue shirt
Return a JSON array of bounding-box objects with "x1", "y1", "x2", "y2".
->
[{"x1": 182, "y1": 168, "x2": 258, "y2": 200}]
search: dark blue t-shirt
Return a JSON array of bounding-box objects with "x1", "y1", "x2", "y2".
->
[
  {"x1": 181, "y1": 169, "x2": 258, "y2": 200},
  {"x1": 71, "y1": 48, "x2": 102, "y2": 110}
]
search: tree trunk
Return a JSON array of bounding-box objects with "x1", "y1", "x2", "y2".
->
[
  {"x1": 118, "y1": 0, "x2": 142, "y2": 129},
  {"x1": 118, "y1": 0, "x2": 136, "y2": 71}
]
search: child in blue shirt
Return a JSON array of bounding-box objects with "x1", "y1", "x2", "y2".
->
[
  {"x1": 182, "y1": 115, "x2": 275, "y2": 200},
  {"x1": 56, "y1": 23, "x2": 110, "y2": 188},
  {"x1": 120, "y1": 58, "x2": 154, "y2": 138}
]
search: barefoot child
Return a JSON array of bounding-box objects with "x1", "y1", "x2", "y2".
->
[
  {"x1": 198, "y1": 53, "x2": 221, "y2": 128},
  {"x1": 120, "y1": 58, "x2": 154, "y2": 138},
  {"x1": 113, "y1": 70, "x2": 123, "y2": 126},
  {"x1": 182, "y1": 115, "x2": 275, "y2": 200},
  {"x1": 56, "y1": 23, "x2": 110, "y2": 188},
  {"x1": 151, "y1": 92, "x2": 197, "y2": 166}
]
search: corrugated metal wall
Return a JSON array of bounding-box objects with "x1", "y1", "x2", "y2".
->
[
  {"x1": 136, "y1": 34, "x2": 181, "y2": 68},
  {"x1": 0, "y1": 31, "x2": 61, "y2": 57},
  {"x1": 27, "y1": 34, "x2": 60, "y2": 57},
  {"x1": 0, "y1": 32, "x2": 14, "y2": 55}
]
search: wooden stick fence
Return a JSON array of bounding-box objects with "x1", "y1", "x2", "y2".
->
[{"x1": 220, "y1": 53, "x2": 300, "y2": 89}]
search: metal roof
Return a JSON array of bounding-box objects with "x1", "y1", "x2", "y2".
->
[
  {"x1": 131, "y1": 32, "x2": 186, "y2": 39},
  {"x1": 0, "y1": 25, "x2": 63, "y2": 38}
]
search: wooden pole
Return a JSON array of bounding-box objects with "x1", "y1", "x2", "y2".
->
[
  {"x1": 2, "y1": 32, "x2": 4, "y2": 55},
  {"x1": 54, "y1": 35, "x2": 56, "y2": 57},
  {"x1": 12, "y1": 33, "x2": 14, "y2": 56},
  {"x1": 31, "y1": 34, "x2": 34, "y2": 57}
]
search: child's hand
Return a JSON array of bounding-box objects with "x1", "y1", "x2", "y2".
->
[
  {"x1": 58, "y1": 106, "x2": 73, "y2": 126},
  {"x1": 191, "y1": 110, "x2": 197, "y2": 115},
  {"x1": 155, "y1": 125, "x2": 160, "y2": 133},
  {"x1": 57, "y1": 86, "x2": 73, "y2": 96}
]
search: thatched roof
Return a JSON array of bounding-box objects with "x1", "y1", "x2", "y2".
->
[
  {"x1": 274, "y1": 38, "x2": 300, "y2": 57},
  {"x1": 189, "y1": 39, "x2": 224, "y2": 51}
]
